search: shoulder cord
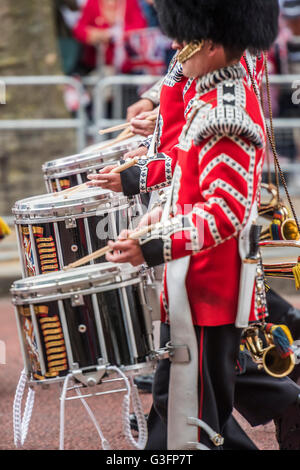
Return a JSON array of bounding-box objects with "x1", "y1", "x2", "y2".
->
[
  {"x1": 243, "y1": 52, "x2": 300, "y2": 233},
  {"x1": 13, "y1": 369, "x2": 35, "y2": 448}
]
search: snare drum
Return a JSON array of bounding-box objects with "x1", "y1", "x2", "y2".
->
[
  {"x1": 12, "y1": 187, "x2": 134, "y2": 277},
  {"x1": 11, "y1": 263, "x2": 156, "y2": 385},
  {"x1": 42, "y1": 136, "x2": 143, "y2": 193}
]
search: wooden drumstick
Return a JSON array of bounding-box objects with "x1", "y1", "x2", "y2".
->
[
  {"x1": 63, "y1": 224, "x2": 154, "y2": 271},
  {"x1": 99, "y1": 122, "x2": 132, "y2": 135},
  {"x1": 86, "y1": 127, "x2": 133, "y2": 153},
  {"x1": 95, "y1": 128, "x2": 135, "y2": 149},
  {"x1": 98, "y1": 113, "x2": 158, "y2": 135},
  {"x1": 55, "y1": 157, "x2": 140, "y2": 199}
]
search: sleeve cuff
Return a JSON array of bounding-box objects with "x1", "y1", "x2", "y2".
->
[
  {"x1": 140, "y1": 238, "x2": 165, "y2": 268},
  {"x1": 120, "y1": 166, "x2": 141, "y2": 196}
]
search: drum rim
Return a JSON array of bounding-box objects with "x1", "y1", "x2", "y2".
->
[
  {"x1": 12, "y1": 188, "x2": 129, "y2": 220},
  {"x1": 42, "y1": 136, "x2": 143, "y2": 174},
  {"x1": 25, "y1": 360, "x2": 156, "y2": 385},
  {"x1": 43, "y1": 159, "x2": 120, "y2": 180},
  {"x1": 11, "y1": 262, "x2": 143, "y2": 302}
]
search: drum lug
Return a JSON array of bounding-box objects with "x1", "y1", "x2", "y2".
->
[
  {"x1": 127, "y1": 196, "x2": 135, "y2": 207},
  {"x1": 71, "y1": 293, "x2": 85, "y2": 307},
  {"x1": 65, "y1": 217, "x2": 77, "y2": 229},
  {"x1": 150, "y1": 348, "x2": 170, "y2": 361},
  {"x1": 72, "y1": 365, "x2": 107, "y2": 387},
  {"x1": 152, "y1": 342, "x2": 191, "y2": 363}
]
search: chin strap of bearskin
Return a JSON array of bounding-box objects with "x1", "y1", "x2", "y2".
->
[{"x1": 166, "y1": 256, "x2": 224, "y2": 450}]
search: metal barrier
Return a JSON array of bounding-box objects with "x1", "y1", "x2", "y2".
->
[
  {"x1": 265, "y1": 74, "x2": 300, "y2": 130},
  {"x1": 0, "y1": 76, "x2": 88, "y2": 151},
  {"x1": 0, "y1": 74, "x2": 160, "y2": 151},
  {"x1": 262, "y1": 75, "x2": 300, "y2": 197},
  {"x1": 0, "y1": 73, "x2": 299, "y2": 182},
  {"x1": 90, "y1": 74, "x2": 160, "y2": 142}
]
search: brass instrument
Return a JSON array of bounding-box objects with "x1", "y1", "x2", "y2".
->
[
  {"x1": 258, "y1": 181, "x2": 300, "y2": 241},
  {"x1": 281, "y1": 218, "x2": 300, "y2": 241},
  {"x1": 259, "y1": 200, "x2": 300, "y2": 242},
  {"x1": 241, "y1": 323, "x2": 295, "y2": 378}
]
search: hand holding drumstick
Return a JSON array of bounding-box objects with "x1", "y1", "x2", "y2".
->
[
  {"x1": 53, "y1": 157, "x2": 140, "y2": 198},
  {"x1": 63, "y1": 224, "x2": 153, "y2": 271},
  {"x1": 86, "y1": 149, "x2": 143, "y2": 192},
  {"x1": 86, "y1": 162, "x2": 126, "y2": 193},
  {"x1": 99, "y1": 110, "x2": 158, "y2": 138},
  {"x1": 105, "y1": 229, "x2": 146, "y2": 266}
]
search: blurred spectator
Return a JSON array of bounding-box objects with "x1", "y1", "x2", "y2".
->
[
  {"x1": 138, "y1": 0, "x2": 159, "y2": 27},
  {"x1": 53, "y1": 0, "x2": 87, "y2": 75},
  {"x1": 72, "y1": 0, "x2": 148, "y2": 73},
  {"x1": 137, "y1": 0, "x2": 174, "y2": 71},
  {"x1": 281, "y1": 0, "x2": 300, "y2": 75},
  {"x1": 265, "y1": 1, "x2": 300, "y2": 169},
  {"x1": 280, "y1": 0, "x2": 300, "y2": 167},
  {"x1": 72, "y1": 0, "x2": 173, "y2": 119},
  {"x1": 72, "y1": 0, "x2": 172, "y2": 75}
]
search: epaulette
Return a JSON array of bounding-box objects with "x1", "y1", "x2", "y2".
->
[{"x1": 193, "y1": 80, "x2": 265, "y2": 149}]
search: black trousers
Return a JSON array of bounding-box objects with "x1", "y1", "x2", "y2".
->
[
  {"x1": 146, "y1": 322, "x2": 243, "y2": 450},
  {"x1": 146, "y1": 322, "x2": 300, "y2": 450}
]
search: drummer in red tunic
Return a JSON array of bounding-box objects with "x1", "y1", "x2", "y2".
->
[{"x1": 92, "y1": 0, "x2": 280, "y2": 450}]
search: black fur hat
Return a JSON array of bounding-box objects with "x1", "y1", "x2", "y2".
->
[{"x1": 154, "y1": 0, "x2": 279, "y2": 52}]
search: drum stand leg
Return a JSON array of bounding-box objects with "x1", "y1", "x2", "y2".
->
[
  {"x1": 59, "y1": 373, "x2": 72, "y2": 450},
  {"x1": 58, "y1": 367, "x2": 149, "y2": 451},
  {"x1": 74, "y1": 387, "x2": 111, "y2": 450},
  {"x1": 59, "y1": 372, "x2": 117, "y2": 450}
]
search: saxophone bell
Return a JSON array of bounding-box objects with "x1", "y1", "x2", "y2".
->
[
  {"x1": 263, "y1": 344, "x2": 295, "y2": 378},
  {"x1": 281, "y1": 218, "x2": 300, "y2": 241},
  {"x1": 242, "y1": 323, "x2": 295, "y2": 378}
]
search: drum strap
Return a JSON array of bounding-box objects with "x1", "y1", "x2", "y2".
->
[
  {"x1": 13, "y1": 369, "x2": 35, "y2": 448},
  {"x1": 163, "y1": 172, "x2": 222, "y2": 449},
  {"x1": 166, "y1": 256, "x2": 200, "y2": 450}
]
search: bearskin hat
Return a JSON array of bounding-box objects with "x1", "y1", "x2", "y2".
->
[{"x1": 154, "y1": 0, "x2": 279, "y2": 53}]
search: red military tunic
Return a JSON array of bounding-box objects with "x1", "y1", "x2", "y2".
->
[
  {"x1": 121, "y1": 56, "x2": 195, "y2": 194},
  {"x1": 139, "y1": 63, "x2": 266, "y2": 327},
  {"x1": 154, "y1": 57, "x2": 189, "y2": 153},
  {"x1": 121, "y1": 53, "x2": 265, "y2": 196}
]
